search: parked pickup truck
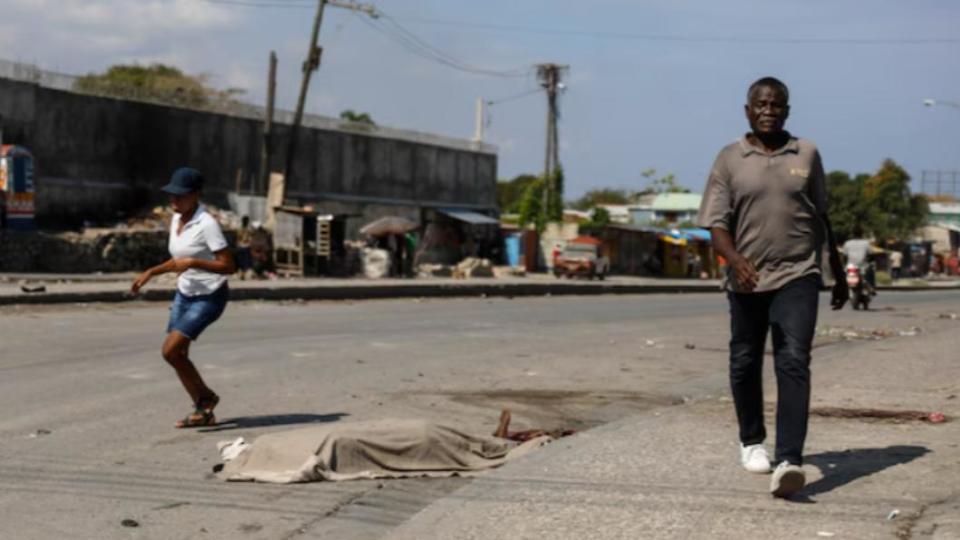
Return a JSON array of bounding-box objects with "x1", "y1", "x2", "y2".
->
[{"x1": 553, "y1": 237, "x2": 609, "y2": 280}]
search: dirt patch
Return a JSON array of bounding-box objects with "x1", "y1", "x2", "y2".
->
[
  {"x1": 423, "y1": 389, "x2": 682, "y2": 431},
  {"x1": 811, "y1": 406, "x2": 949, "y2": 424}
]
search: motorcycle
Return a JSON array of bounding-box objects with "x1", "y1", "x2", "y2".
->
[{"x1": 845, "y1": 263, "x2": 871, "y2": 310}]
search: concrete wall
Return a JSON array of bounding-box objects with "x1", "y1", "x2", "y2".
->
[{"x1": 0, "y1": 71, "x2": 497, "y2": 230}]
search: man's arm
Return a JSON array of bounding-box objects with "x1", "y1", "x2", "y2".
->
[
  {"x1": 821, "y1": 215, "x2": 848, "y2": 310},
  {"x1": 809, "y1": 149, "x2": 847, "y2": 310},
  {"x1": 710, "y1": 227, "x2": 758, "y2": 292}
]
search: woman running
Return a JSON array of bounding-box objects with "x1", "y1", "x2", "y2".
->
[{"x1": 132, "y1": 167, "x2": 236, "y2": 427}]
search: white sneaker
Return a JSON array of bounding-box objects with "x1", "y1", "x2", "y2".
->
[
  {"x1": 740, "y1": 443, "x2": 772, "y2": 474},
  {"x1": 770, "y1": 462, "x2": 806, "y2": 498}
]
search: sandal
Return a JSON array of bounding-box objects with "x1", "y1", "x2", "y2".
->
[
  {"x1": 175, "y1": 408, "x2": 216, "y2": 428},
  {"x1": 175, "y1": 394, "x2": 219, "y2": 428}
]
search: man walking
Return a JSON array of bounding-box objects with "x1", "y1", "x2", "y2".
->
[{"x1": 698, "y1": 77, "x2": 847, "y2": 498}]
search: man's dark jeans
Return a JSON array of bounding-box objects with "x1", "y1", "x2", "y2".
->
[{"x1": 727, "y1": 275, "x2": 820, "y2": 466}]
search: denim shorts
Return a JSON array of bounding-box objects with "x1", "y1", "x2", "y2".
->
[{"x1": 167, "y1": 283, "x2": 229, "y2": 340}]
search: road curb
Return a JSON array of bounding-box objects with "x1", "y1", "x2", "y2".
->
[
  {"x1": 0, "y1": 282, "x2": 726, "y2": 306},
  {"x1": 1, "y1": 281, "x2": 957, "y2": 306}
]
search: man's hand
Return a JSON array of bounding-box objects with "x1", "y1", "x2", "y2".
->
[
  {"x1": 831, "y1": 280, "x2": 849, "y2": 310},
  {"x1": 730, "y1": 255, "x2": 759, "y2": 292},
  {"x1": 131, "y1": 270, "x2": 152, "y2": 294}
]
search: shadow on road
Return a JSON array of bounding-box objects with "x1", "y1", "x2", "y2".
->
[
  {"x1": 803, "y1": 445, "x2": 931, "y2": 497},
  {"x1": 199, "y1": 412, "x2": 349, "y2": 433}
]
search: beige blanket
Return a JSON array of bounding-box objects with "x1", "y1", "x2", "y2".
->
[{"x1": 218, "y1": 418, "x2": 551, "y2": 483}]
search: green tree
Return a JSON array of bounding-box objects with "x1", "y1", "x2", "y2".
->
[
  {"x1": 546, "y1": 166, "x2": 565, "y2": 222},
  {"x1": 826, "y1": 159, "x2": 927, "y2": 244},
  {"x1": 826, "y1": 171, "x2": 874, "y2": 243},
  {"x1": 517, "y1": 177, "x2": 545, "y2": 231},
  {"x1": 569, "y1": 188, "x2": 631, "y2": 210},
  {"x1": 864, "y1": 159, "x2": 927, "y2": 243},
  {"x1": 74, "y1": 64, "x2": 244, "y2": 108},
  {"x1": 497, "y1": 174, "x2": 539, "y2": 213},
  {"x1": 589, "y1": 206, "x2": 611, "y2": 228},
  {"x1": 641, "y1": 168, "x2": 688, "y2": 194},
  {"x1": 339, "y1": 109, "x2": 376, "y2": 126}
]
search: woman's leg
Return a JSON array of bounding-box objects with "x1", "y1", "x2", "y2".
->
[{"x1": 162, "y1": 330, "x2": 217, "y2": 407}]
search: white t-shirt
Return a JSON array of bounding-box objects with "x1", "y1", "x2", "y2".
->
[{"x1": 168, "y1": 206, "x2": 229, "y2": 296}]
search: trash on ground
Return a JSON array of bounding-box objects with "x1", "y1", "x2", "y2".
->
[
  {"x1": 121, "y1": 519, "x2": 139, "y2": 528},
  {"x1": 453, "y1": 257, "x2": 494, "y2": 279},
  {"x1": 811, "y1": 406, "x2": 949, "y2": 424},
  {"x1": 816, "y1": 325, "x2": 922, "y2": 341},
  {"x1": 216, "y1": 416, "x2": 557, "y2": 483},
  {"x1": 361, "y1": 248, "x2": 391, "y2": 279},
  {"x1": 817, "y1": 532, "x2": 836, "y2": 538},
  {"x1": 887, "y1": 509, "x2": 900, "y2": 520},
  {"x1": 27, "y1": 428, "x2": 52, "y2": 438},
  {"x1": 19, "y1": 284, "x2": 46, "y2": 293},
  {"x1": 417, "y1": 263, "x2": 453, "y2": 278},
  {"x1": 938, "y1": 313, "x2": 958, "y2": 320},
  {"x1": 684, "y1": 343, "x2": 696, "y2": 350}
]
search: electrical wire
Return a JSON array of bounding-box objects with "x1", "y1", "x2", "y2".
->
[
  {"x1": 355, "y1": 13, "x2": 530, "y2": 78},
  {"x1": 385, "y1": 16, "x2": 960, "y2": 45},
  {"x1": 486, "y1": 87, "x2": 541, "y2": 106},
  {"x1": 200, "y1": 1, "x2": 959, "y2": 44}
]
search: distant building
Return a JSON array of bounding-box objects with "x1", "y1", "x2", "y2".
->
[
  {"x1": 928, "y1": 202, "x2": 960, "y2": 227},
  {"x1": 596, "y1": 204, "x2": 633, "y2": 224},
  {"x1": 629, "y1": 193, "x2": 703, "y2": 226},
  {"x1": 923, "y1": 202, "x2": 960, "y2": 254}
]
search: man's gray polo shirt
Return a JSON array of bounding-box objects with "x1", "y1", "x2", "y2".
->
[{"x1": 698, "y1": 134, "x2": 828, "y2": 293}]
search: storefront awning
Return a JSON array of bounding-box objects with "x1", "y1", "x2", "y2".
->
[{"x1": 438, "y1": 208, "x2": 500, "y2": 225}]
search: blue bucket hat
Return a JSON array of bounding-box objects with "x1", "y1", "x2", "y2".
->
[{"x1": 161, "y1": 167, "x2": 205, "y2": 195}]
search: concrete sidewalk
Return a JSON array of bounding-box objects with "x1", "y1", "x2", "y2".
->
[
  {"x1": 2, "y1": 272, "x2": 959, "y2": 305},
  {"x1": 385, "y1": 311, "x2": 960, "y2": 540},
  {"x1": 0, "y1": 273, "x2": 725, "y2": 305}
]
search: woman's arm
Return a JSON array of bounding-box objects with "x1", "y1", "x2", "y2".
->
[
  {"x1": 131, "y1": 258, "x2": 178, "y2": 293},
  {"x1": 179, "y1": 249, "x2": 237, "y2": 275}
]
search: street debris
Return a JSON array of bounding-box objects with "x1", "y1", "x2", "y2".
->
[
  {"x1": 938, "y1": 312, "x2": 958, "y2": 320},
  {"x1": 121, "y1": 519, "x2": 139, "y2": 528},
  {"x1": 27, "y1": 428, "x2": 52, "y2": 438},
  {"x1": 417, "y1": 263, "x2": 453, "y2": 278},
  {"x1": 816, "y1": 325, "x2": 922, "y2": 341},
  {"x1": 817, "y1": 532, "x2": 836, "y2": 538},
  {"x1": 684, "y1": 343, "x2": 696, "y2": 350},
  {"x1": 811, "y1": 406, "x2": 949, "y2": 424},
  {"x1": 887, "y1": 509, "x2": 900, "y2": 520},
  {"x1": 19, "y1": 284, "x2": 46, "y2": 293},
  {"x1": 361, "y1": 248, "x2": 391, "y2": 279},
  {"x1": 453, "y1": 257, "x2": 494, "y2": 279}
]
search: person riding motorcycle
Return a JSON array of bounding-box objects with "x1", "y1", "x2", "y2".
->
[{"x1": 842, "y1": 239, "x2": 876, "y2": 296}]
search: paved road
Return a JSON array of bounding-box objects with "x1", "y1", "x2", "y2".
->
[{"x1": 1, "y1": 290, "x2": 955, "y2": 539}]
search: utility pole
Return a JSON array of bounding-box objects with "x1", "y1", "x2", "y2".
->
[
  {"x1": 536, "y1": 63, "x2": 568, "y2": 220},
  {"x1": 284, "y1": 0, "x2": 377, "y2": 187},
  {"x1": 259, "y1": 51, "x2": 277, "y2": 195}
]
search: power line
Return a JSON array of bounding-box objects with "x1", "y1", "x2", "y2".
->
[
  {"x1": 354, "y1": 13, "x2": 529, "y2": 78},
  {"x1": 201, "y1": 2, "x2": 960, "y2": 45},
  {"x1": 366, "y1": 15, "x2": 960, "y2": 45},
  {"x1": 486, "y1": 87, "x2": 541, "y2": 106}
]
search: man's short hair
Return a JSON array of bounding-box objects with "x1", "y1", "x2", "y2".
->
[{"x1": 747, "y1": 77, "x2": 789, "y2": 103}]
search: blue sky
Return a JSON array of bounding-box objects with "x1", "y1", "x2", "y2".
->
[{"x1": 5, "y1": 0, "x2": 959, "y2": 197}]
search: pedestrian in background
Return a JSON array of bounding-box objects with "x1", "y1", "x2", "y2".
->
[
  {"x1": 698, "y1": 77, "x2": 847, "y2": 498},
  {"x1": 131, "y1": 167, "x2": 235, "y2": 428},
  {"x1": 889, "y1": 250, "x2": 903, "y2": 281},
  {"x1": 235, "y1": 215, "x2": 254, "y2": 280}
]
